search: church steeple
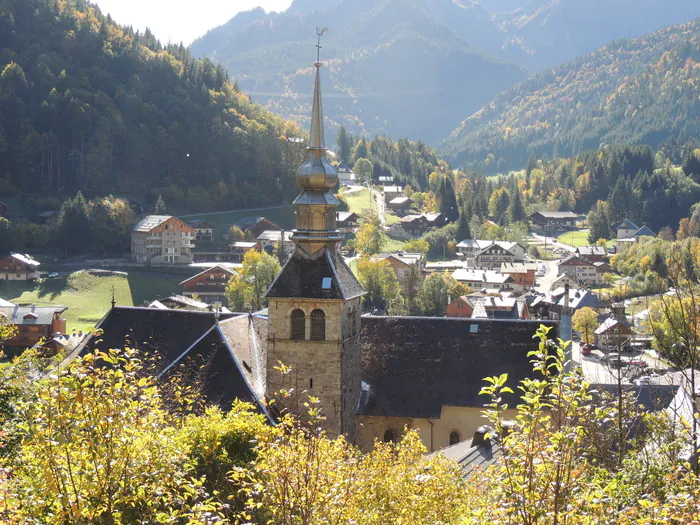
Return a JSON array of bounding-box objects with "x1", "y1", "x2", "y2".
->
[{"x1": 292, "y1": 28, "x2": 342, "y2": 256}]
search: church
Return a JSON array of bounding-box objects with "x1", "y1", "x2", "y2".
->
[{"x1": 69, "y1": 47, "x2": 562, "y2": 453}]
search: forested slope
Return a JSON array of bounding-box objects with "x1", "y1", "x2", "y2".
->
[
  {"x1": 440, "y1": 20, "x2": 700, "y2": 172},
  {"x1": 0, "y1": 0, "x2": 303, "y2": 211}
]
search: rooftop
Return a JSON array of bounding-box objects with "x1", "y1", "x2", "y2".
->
[
  {"x1": 0, "y1": 304, "x2": 67, "y2": 325},
  {"x1": 256, "y1": 230, "x2": 293, "y2": 242},
  {"x1": 9, "y1": 253, "x2": 40, "y2": 266},
  {"x1": 133, "y1": 215, "x2": 172, "y2": 232}
]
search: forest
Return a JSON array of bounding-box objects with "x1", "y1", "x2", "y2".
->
[
  {"x1": 441, "y1": 19, "x2": 700, "y2": 173},
  {"x1": 0, "y1": 0, "x2": 304, "y2": 211}
]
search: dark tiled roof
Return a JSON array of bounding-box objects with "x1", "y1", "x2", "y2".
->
[
  {"x1": 436, "y1": 434, "x2": 502, "y2": 478},
  {"x1": 634, "y1": 225, "x2": 656, "y2": 237},
  {"x1": 359, "y1": 316, "x2": 558, "y2": 418},
  {"x1": 266, "y1": 247, "x2": 364, "y2": 300},
  {"x1": 617, "y1": 219, "x2": 638, "y2": 230},
  {"x1": 70, "y1": 308, "x2": 269, "y2": 415}
]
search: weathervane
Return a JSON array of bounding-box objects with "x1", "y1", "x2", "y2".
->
[{"x1": 315, "y1": 27, "x2": 328, "y2": 65}]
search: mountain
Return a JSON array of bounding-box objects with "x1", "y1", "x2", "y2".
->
[
  {"x1": 496, "y1": 0, "x2": 700, "y2": 70},
  {"x1": 189, "y1": 0, "x2": 526, "y2": 145},
  {"x1": 189, "y1": 0, "x2": 699, "y2": 146},
  {"x1": 0, "y1": 0, "x2": 303, "y2": 212},
  {"x1": 440, "y1": 20, "x2": 700, "y2": 172}
]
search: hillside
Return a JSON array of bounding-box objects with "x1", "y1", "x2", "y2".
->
[
  {"x1": 440, "y1": 20, "x2": 700, "y2": 172},
  {"x1": 0, "y1": 0, "x2": 304, "y2": 212},
  {"x1": 189, "y1": 0, "x2": 699, "y2": 145},
  {"x1": 189, "y1": 0, "x2": 525, "y2": 145},
  {"x1": 495, "y1": 0, "x2": 700, "y2": 70}
]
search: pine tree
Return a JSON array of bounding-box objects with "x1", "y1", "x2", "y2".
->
[
  {"x1": 155, "y1": 195, "x2": 166, "y2": 215},
  {"x1": 508, "y1": 187, "x2": 525, "y2": 223},
  {"x1": 456, "y1": 206, "x2": 471, "y2": 241},
  {"x1": 337, "y1": 125, "x2": 351, "y2": 165}
]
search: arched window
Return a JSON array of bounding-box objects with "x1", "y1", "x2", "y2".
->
[
  {"x1": 449, "y1": 431, "x2": 461, "y2": 446},
  {"x1": 310, "y1": 309, "x2": 326, "y2": 341},
  {"x1": 290, "y1": 309, "x2": 305, "y2": 340},
  {"x1": 383, "y1": 429, "x2": 395, "y2": 443}
]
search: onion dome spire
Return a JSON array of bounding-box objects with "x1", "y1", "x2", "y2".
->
[{"x1": 296, "y1": 27, "x2": 338, "y2": 191}]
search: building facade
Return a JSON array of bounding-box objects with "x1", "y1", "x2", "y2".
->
[
  {"x1": 0, "y1": 253, "x2": 40, "y2": 281},
  {"x1": 180, "y1": 265, "x2": 237, "y2": 305},
  {"x1": 131, "y1": 215, "x2": 196, "y2": 264}
]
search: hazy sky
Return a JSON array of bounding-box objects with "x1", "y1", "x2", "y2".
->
[{"x1": 93, "y1": 0, "x2": 293, "y2": 46}]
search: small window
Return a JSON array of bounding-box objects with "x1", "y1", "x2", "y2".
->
[
  {"x1": 310, "y1": 309, "x2": 326, "y2": 341},
  {"x1": 309, "y1": 378, "x2": 313, "y2": 389},
  {"x1": 383, "y1": 429, "x2": 395, "y2": 443},
  {"x1": 470, "y1": 324, "x2": 479, "y2": 334},
  {"x1": 449, "y1": 431, "x2": 461, "y2": 446},
  {"x1": 291, "y1": 309, "x2": 305, "y2": 340}
]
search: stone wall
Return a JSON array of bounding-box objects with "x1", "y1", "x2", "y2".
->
[{"x1": 267, "y1": 297, "x2": 361, "y2": 438}]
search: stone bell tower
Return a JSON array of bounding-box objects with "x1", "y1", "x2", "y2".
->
[{"x1": 265, "y1": 29, "x2": 365, "y2": 441}]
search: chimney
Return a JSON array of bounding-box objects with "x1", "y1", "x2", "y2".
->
[{"x1": 472, "y1": 426, "x2": 492, "y2": 448}]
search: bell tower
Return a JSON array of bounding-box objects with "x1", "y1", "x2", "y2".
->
[{"x1": 265, "y1": 29, "x2": 365, "y2": 440}]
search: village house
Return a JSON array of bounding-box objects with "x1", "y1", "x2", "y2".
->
[
  {"x1": 456, "y1": 239, "x2": 525, "y2": 263},
  {"x1": 558, "y1": 254, "x2": 603, "y2": 285},
  {"x1": 191, "y1": 245, "x2": 239, "y2": 263},
  {"x1": 425, "y1": 260, "x2": 467, "y2": 274},
  {"x1": 0, "y1": 304, "x2": 67, "y2": 349},
  {"x1": 38, "y1": 210, "x2": 59, "y2": 226},
  {"x1": 131, "y1": 215, "x2": 196, "y2": 264},
  {"x1": 336, "y1": 161, "x2": 355, "y2": 184},
  {"x1": 529, "y1": 211, "x2": 579, "y2": 232},
  {"x1": 616, "y1": 225, "x2": 657, "y2": 252},
  {"x1": 474, "y1": 243, "x2": 518, "y2": 269},
  {"x1": 0, "y1": 253, "x2": 40, "y2": 281},
  {"x1": 530, "y1": 287, "x2": 605, "y2": 320},
  {"x1": 595, "y1": 316, "x2": 634, "y2": 350},
  {"x1": 549, "y1": 273, "x2": 576, "y2": 292},
  {"x1": 399, "y1": 214, "x2": 429, "y2": 236},
  {"x1": 452, "y1": 268, "x2": 514, "y2": 291},
  {"x1": 230, "y1": 241, "x2": 261, "y2": 262},
  {"x1": 156, "y1": 294, "x2": 212, "y2": 311},
  {"x1": 446, "y1": 295, "x2": 474, "y2": 318},
  {"x1": 188, "y1": 220, "x2": 214, "y2": 243},
  {"x1": 337, "y1": 211, "x2": 359, "y2": 234},
  {"x1": 575, "y1": 245, "x2": 607, "y2": 263},
  {"x1": 616, "y1": 219, "x2": 639, "y2": 240},
  {"x1": 256, "y1": 230, "x2": 294, "y2": 256},
  {"x1": 424, "y1": 212, "x2": 448, "y2": 229},
  {"x1": 500, "y1": 262, "x2": 537, "y2": 290},
  {"x1": 70, "y1": 50, "x2": 568, "y2": 455},
  {"x1": 387, "y1": 196, "x2": 413, "y2": 215},
  {"x1": 180, "y1": 265, "x2": 237, "y2": 306},
  {"x1": 374, "y1": 252, "x2": 426, "y2": 291},
  {"x1": 470, "y1": 297, "x2": 529, "y2": 320},
  {"x1": 234, "y1": 216, "x2": 282, "y2": 239},
  {"x1": 382, "y1": 185, "x2": 404, "y2": 202}
]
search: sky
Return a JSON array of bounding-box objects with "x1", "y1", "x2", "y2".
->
[{"x1": 92, "y1": 0, "x2": 294, "y2": 46}]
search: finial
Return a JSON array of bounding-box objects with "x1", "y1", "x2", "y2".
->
[
  {"x1": 315, "y1": 27, "x2": 328, "y2": 66},
  {"x1": 110, "y1": 285, "x2": 116, "y2": 309}
]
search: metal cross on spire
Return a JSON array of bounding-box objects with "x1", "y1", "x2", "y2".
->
[{"x1": 315, "y1": 27, "x2": 328, "y2": 65}]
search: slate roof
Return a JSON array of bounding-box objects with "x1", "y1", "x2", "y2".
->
[
  {"x1": 38, "y1": 210, "x2": 58, "y2": 218},
  {"x1": 530, "y1": 211, "x2": 579, "y2": 219},
  {"x1": 132, "y1": 215, "x2": 171, "y2": 232},
  {"x1": 234, "y1": 216, "x2": 264, "y2": 230},
  {"x1": 358, "y1": 316, "x2": 558, "y2": 418},
  {"x1": 266, "y1": 247, "x2": 365, "y2": 300},
  {"x1": 559, "y1": 254, "x2": 594, "y2": 267},
  {"x1": 389, "y1": 197, "x2": 411, "y2": 205},
  {"x1": 633, "y1": 225, "x2": 656, "y2": 237},
  {"x1": 617, "y1": 219, "x2": 638, "y2": 230},
  {"x1": 337, "y1": 211, "x2": 358, "y2": 223},
  {"x1": 376, "y1": 252, "x2": 424, "y2": 266},
  {"x1": 0, "y1": 304, "x2": 66, "y2": 325},
  {"x1": 68, "y1": 307, "x2": 270, "y2": 416},
  {"x1": 436, "y1": 432, "x2": 502, "y2": 478},
  {"x1": 576, "y1": 246, "x2": 607, "y2": 256}
]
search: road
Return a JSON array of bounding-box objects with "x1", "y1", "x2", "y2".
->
[
  {"x1": 369, "y1": 186, "x2": 387, "y2": 227},
  {"x1": 534, "y1": 259, "x2": 560, "y2": 293}
]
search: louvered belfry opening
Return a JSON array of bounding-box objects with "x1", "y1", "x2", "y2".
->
[
  {"x1": 310, "y1": 309, "x2": 326, "y2": 341},
  {"x1": 291, "y1": 309, "x2": 305, "y2": 340}
]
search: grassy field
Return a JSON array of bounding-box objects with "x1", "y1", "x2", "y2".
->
[
  {"x1": 344, "y1": 188, "x2": 373, "y2": 216},
  {"x1": 1, "y1": 271, "x2": 183, "y2": 333},
  {"x1": 557, "y1": 230, "x2": 590, "y2": 247},
  {"x1": 180, "y1": 205, "x2": 296, "y2": 240}
]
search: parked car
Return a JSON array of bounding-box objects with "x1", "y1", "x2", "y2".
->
[{"x1": 48, "y1": 272, "x2": 59, "y2": 278}]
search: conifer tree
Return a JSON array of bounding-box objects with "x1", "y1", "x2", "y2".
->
[{"x1": 155, "y1": 195, "x2": 166, "y2": 215}]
